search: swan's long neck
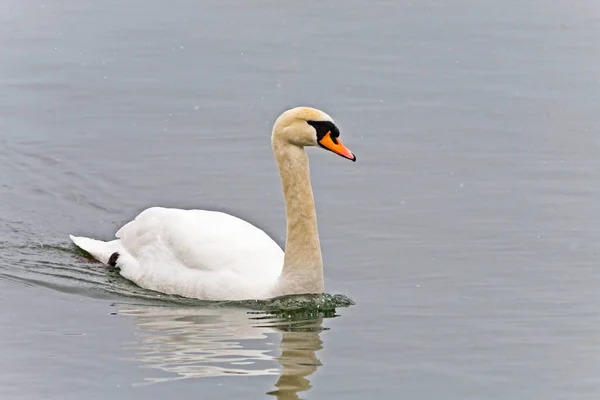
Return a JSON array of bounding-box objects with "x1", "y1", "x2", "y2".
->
[{"x1": 272, "y1": 137, "x2": 324, "y2": 295}]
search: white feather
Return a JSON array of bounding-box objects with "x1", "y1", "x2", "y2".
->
[{"x1": 71, "y1": 207, "x2": 284, "y2": 301}]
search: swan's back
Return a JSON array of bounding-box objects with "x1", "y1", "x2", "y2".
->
[{"x1": 117, "y1": 207, "x2": 282, "y2": 274}]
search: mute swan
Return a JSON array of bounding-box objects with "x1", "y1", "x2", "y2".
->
[{"x1": 70, "y1": 106, "x2": 356, "y2": 301}]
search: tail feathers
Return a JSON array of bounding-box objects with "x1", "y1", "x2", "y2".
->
[{"x1": 69, "y1": 235, "x2": 120, "y2": 265}]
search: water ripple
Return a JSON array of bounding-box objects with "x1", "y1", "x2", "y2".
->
[{"x1": 0, "y1": 241, "x2": 355, "y2": 313}]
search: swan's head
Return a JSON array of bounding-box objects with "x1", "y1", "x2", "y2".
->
[{"x1": 272, "y1": 106, "x2": 356, "y2": 162}]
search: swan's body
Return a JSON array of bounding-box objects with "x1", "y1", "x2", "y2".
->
[
  {"x1": 71, "y1": 208, "x2": 284, "y2": 300},
  {"x1": 70, "y1": 106, "x2": 355, "y2": 301}
]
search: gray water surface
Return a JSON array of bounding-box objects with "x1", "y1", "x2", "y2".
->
[{"x1": 2, "y1": 0, "x2": 600, "y2": 399}]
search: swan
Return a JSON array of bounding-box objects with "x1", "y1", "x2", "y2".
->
[{"x1": 69, "y1": 106, "x2": 356, "y2": 301}]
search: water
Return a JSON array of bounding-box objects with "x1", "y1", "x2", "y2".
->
[{"x1": 2, "y1": 0, "x2": 600, "y2": 398}]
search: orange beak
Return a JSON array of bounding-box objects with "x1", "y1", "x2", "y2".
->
[{"x1": 318, "y1": 131, "x2": 356, "y2": 162}]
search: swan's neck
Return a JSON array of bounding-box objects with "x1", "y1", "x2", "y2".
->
[{"x1": 272, "y1": 138, "x2": 324, "y2": 295}]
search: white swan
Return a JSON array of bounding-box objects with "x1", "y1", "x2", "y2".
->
[{"x1": 70, "y1": 106, "x2": 356, "y2": 301}]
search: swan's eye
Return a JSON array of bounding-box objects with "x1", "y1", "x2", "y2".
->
[{"x1": 307, "y1": 120, "x2": 340, "y2": 142}]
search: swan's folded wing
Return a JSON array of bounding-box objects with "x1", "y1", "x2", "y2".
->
[{"x1": 115, "y1": 207, "x2": 284, "y2": 278}]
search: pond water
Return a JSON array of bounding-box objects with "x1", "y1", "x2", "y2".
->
[{"x1": 2, "y1": 0, "x2": 600, "y2": 399}]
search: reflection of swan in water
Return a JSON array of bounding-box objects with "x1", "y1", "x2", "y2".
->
[
  {"x1": 116, "y1": 303, "x2": 326, "y2": 399},
  {"x1": 266, "y1": 317, "x2": 323, "y2": 400}
]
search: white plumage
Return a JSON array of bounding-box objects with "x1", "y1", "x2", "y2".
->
[{"x1": 71, "y1": 207, "x2": 284, "y2": 301}]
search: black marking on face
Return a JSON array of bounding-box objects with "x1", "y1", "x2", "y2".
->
[
  {"x1": 307, "y1": 120, "x2": 340, "y2": 145},
  {"x1": 108, "y1": 252, "x2": 119, "y2": 267}
]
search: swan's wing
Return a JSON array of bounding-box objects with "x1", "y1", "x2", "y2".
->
[
  {"x1": 115, "y1": 207, "x2": 284, "y2": 277},
  {"x1": 71, "y1": 206, "x2": 285, "y2": 300}
]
